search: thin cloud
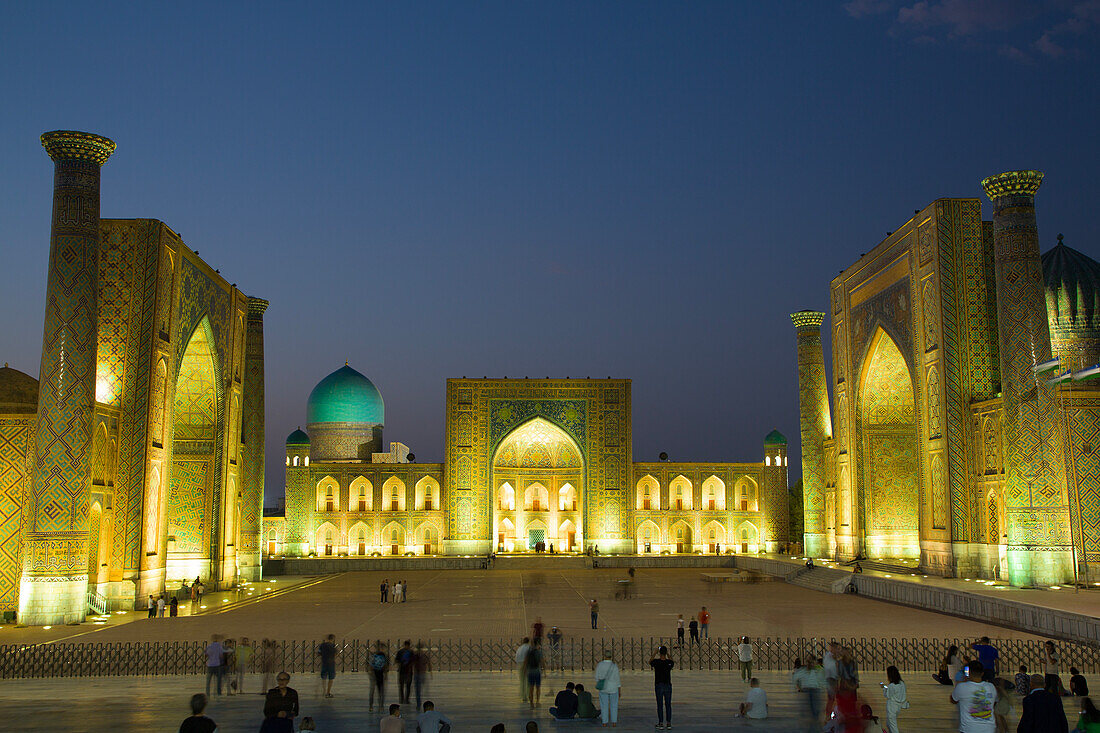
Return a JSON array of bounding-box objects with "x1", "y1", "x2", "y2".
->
[{"x1": 844, "y1": 0, "x2": 895, "y2": 17}]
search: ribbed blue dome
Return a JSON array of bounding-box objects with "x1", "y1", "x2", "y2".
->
[
  {"x1": 306, "y1": 364, "x2": 385, "y2": 425},
  {"x1": 286, "y1": 427, "x2": 310, "y2": 446},
  {"x1": 1043, "y1": 238, "x2": 1100, "y2": 333}
]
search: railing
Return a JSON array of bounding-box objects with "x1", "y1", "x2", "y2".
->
[
  {"x1": 3, "y1": 636, "x2": 1099, "y2": 679},
  {"x1": 86, "y1": 590, "x2": 108, "y2": 616}
]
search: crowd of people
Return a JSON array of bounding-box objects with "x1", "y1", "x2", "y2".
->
[
  {"x1": 378, "y1": 578, "x2": 410, "y2": 603},
  {"x1": 181, "y1": 619, "x2": 1099, "y2": 731},
  {"x1": 148, "y1": 576, "x2": 208, "y2": 618}
]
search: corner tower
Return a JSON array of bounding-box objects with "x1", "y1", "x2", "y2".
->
[
  {"x1": 791, "y1": 311, "x2": 831, "y2": 557},
  {"x1": 19, "y1": 131, "x2": 116, "y2": 625},
  {"x1": 762, "y1": 430, "x2": 789, "y2": 552},
  {"x1": 982, "y1": 170, "x2": 1072, "y2": 586}
]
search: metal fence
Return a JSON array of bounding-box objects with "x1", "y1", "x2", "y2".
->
[{"x1": 3, "y1": 636, "x2": 1099, "y2": 679}]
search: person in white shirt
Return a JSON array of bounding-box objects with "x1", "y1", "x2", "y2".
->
[
  {"x1": 881, "y1": 665, "x2": 908, "y2": 733},
  {"x1": 737, "y1": 637, "x2": 754, "y2": 681},
  {"x1": 823, "y1": 642, "x2": 840, "y2": 716},
  {"x1": 157, "y1": 594, "x2": 166, "y2": 618},
  {"x1": 515, "y1": 637, "x2": 531, "y2": 702},
  {"x1": 739, "y1": 678, "x2": 767, "y2": 719},
  {"x1": 951, "y1": 661, "x2": 997, "y2": 733},
  {"x1": 594, "y1": 651, "x2": 622, "y2": 726}
]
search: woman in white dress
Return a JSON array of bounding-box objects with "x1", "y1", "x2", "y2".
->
[{"x1": 882, "y1": 665, "x2": 908, "y2": 733}]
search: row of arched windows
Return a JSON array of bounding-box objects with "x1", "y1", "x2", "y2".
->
[
  {"x1": 497, "y1": 482, "x2": 577, "y2": 511},
  {"x1": 314, "y1": 476, "x2": 441, "y2": 512},
  {"x1": 635, "y1": 475, "x2": 759, "y2": 512}
]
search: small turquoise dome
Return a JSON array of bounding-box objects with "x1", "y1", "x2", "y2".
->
[
  {"x1": 306, "y1": 364, "x2": 385, "y2": 425},
  {"x1": 286, "y1": 427, "x2": 310, "y2": 446},
  {"x1": 764, "y1": 429, "x2": 787, "y2": 446}
]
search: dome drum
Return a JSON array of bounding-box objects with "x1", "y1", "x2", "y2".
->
[{"x1": 305, "y1": 421, "x2": 383, "y2": 462}]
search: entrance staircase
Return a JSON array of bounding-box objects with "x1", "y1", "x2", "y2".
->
[
  {"x1": 492, "y1": 555, "x2": 591, "y2": 570},
  {"x1": 784, "y1": 566, "x2": 852, "y2": 594}
]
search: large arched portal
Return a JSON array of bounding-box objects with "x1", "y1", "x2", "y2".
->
[
  {"x1": 492, "y1": 417, "x2": 584, "y2": 552},
  {"x1": 166, "y1": 319, "x2": 219, "y2": 582},
  {"x1": 859, "y1": 329, "x2": 920, "y2": 560}
]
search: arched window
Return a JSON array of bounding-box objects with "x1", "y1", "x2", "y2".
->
[
  {"x1": 293, "y1": 455, "x2": 299, "y2": 467},
  {"x1": 499, "y1": 482, "x2": 515, "y2": 511},
  {"x1": 304, "y1": 456, "x2": 310, "y2": 466},
  {"x1": 637, "y1": 476, "x2": 659, "y2": 510}
]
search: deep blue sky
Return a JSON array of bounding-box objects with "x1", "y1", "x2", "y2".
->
[{"x1": 2, "y1": 2, "x2": 1098, "y2": 503}]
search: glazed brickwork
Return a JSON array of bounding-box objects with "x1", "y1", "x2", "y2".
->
[
  {"x1": 800, "y1": 174, "x2": 1097, "y2": 586},
  {"x1": 1, "y1": 132, "x2": 262, "y2": 625},
  {"x1": 239, "y1": 298, "x2": 267, "y2": 581},
  {"x1": 273, "y1": 378, "x2": 784, "y2": 559},
  {"x1": 791, "y1": 311, "x2": 831, "y2": 557}
]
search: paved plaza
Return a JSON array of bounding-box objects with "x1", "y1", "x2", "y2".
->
[
  {"x1": 0, "y1": 568, "x2": 1039, "y2": 646},
  {"x1": 3, "y1": 669, "x2": 1015, "y2": 732}
]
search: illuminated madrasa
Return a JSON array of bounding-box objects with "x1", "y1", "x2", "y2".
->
[
  {"x1": 793, "y1": 171, "x2": 1100, "y2": 587},
  {"x1": 0, "y1": 132, "x2": 266, "y2": 625},
  {"x1": 264, "y1": 373, "x2": 790, "y2": 560}
]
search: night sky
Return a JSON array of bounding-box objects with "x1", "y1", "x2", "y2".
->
[{"x1": 2, "y1": 2, "x2": 1098, "y2": 503}]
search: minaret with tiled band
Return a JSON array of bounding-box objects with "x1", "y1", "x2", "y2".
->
[
  {"x1": 791, "y1": 310, "x2": 831, "y2": 557},
  {"x1": 982, "y1": 170, "x2": 1072, "y2": 586},
  {"x1": 239, "y1": 297, "x2": 268, "y2": 581},
  {"x1": 19, "y1": 131, "x2": 116, "y2": 625}
]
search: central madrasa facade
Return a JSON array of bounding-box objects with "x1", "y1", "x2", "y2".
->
[{"x1": 264, "y1": 372, "x2": 791, "y2": 560}]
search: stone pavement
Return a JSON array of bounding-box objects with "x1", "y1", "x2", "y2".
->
[
  {"x1": 3, "y1": 669, "x2": 1022, "y2": 732},
  {"x1": 1, "y1": 568, "x2": 1039, "y2": 645}
]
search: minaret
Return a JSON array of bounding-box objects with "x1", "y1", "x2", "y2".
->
[
  {"x1": 19, "y1": 131, "x2": 116, "y2": 625},
  {"x1": 981, "y1": 170, "x2": 1072, "y2": 586},
  {"x1": 790, "y1": 311, "x2": 831, "y2": 557},
  {"x1": 239, "y1": 297, "x2": 268, "y2": 581}
]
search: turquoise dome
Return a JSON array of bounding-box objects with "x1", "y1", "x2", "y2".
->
[
  {"x1": 764, "y1": 429, "x2": 787, "y2": 445},
  {"x1": 286, "y1": 427, "x2": 310, "y2": 446},
  {"x1": 1043, "y1": 237, "x2": 1100, "y2": 334},
  {"x1": 306, "y1": 364, "x2": 385, "y2": 425}
]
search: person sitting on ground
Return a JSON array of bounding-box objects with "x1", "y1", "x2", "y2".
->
[
  {"x1": 806, "y1": 557, "x2": 814, "y2": 569},
  {"x1": 380, "y1": 704, "x2": 406, "y2": 733},
  {"x1": 574, "y1": 683, "x2": 599, "y2": 719},
  {"x1": 739, "y1": 677, "x2": 768, "y2": 719},
  {"x1": 299, "y1": 718, "x2": 315, "y2": 731},
  {"x1": 525, "y1": 723, "x2": 539, "y2": 733},
  {"x1": 1071, "y1": 668, "x2": 1090, "y2": 697},
  {"x1": 1076, "y1": 697, "x2": 1100, "y2": 733},
  {"x1": 1016, "y1": 665, "x2": 1032, "y2": 697},
  {"x1": 490, "y1": 725, "x2": 506, "y2": 733},
  {"x1": 549, "y1": 681, "x2": 578, "y2": 719},
  {"x1": 178, "y1": 693, "x2": 216, "y2": 733},
  {"x1": 415, "y1": 700, "x2": 452, "y2": 733}
]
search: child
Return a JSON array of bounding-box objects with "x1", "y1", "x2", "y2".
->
[
  {"x1": 1015, "y1": 665, "x2": 1031, "y2": 697},
  {"x1": 299, "y1": 718, "x2": 316, "y2": 731},
  {"x1": 1071, "y1": 668, "x2": 1089, "y2": 697}
]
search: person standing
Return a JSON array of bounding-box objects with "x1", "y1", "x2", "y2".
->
[
  {"x1": 222, "y1": 638, "x2": 236, "y2": 694},
  {"x1": 204, "y1": 635, "x2": 225, "y2": 696},
  {"x1": 688, "y1": 617, "x2": 699, "y2": 645},
  {"x1": 589, "y1": 599, "x2": 599, "y2": 630},
  {"x1": 190, "y1": 583, "x2": 200, "y2": 614},
  {"x1": 381, "y1": 578, "x2": 389, "y2": 603},
  {"x1": 950, "y1": 661, "x2": 997, "y2": 733},
  {"x1": 527, "y1": 639, "x2": 544, "y2": 710},
  {"x1": 547, "y1": 626, "x2": 563, "y2": 671},
  {"x1": 369, "y1": 641, "x2": 390, "y2": 712},
  {"x1": 318, "y1": 633, "x2": 338, "y2": 698},
  {"x1": 1043, "y1": 640, "x2": 1063, "y2": 694},
  {"x1": 157, "y1": 594, "x2": 167, "y2": 618},
  {"x1": 595, "y1": 650, "x2": 621, "y2": 727},
  {"x1": 396, "y1": 640, "x2": 415, "y2": 705},
  {"x1": 413, "y1": 643, "x2": 431, "y2": 712},
  {"x1": 394, "y1": 580, "x2": 404, "y2": 603},
  {"x1": 261, "y1": 639, "x2": 277, "y2": 694},
  {"x1": 532, "y1": 617, "x2": 545, "y2": 641},
  {"x1": 737, "y1": 637, "x2": 753, "y2": 682},
  {"x1": 823, "y1": 642, "x2": 840, "y2": 717},
  {"x1": 649, "y1": 645, "x2": 674, "y2": 730},
  {"x1": 235, "y1": 637, "x2": 254, "y2": 695},
  {"x1": 676, "y1": 615, "x2": 685, "y2": 648},
  {"x1": 881, "y1": 665, "x2": 908, "y2": 733},
  {"x1": 1017, "y1": 673, "x2": 1068, "y2": 733},
  {"x1": 178, "y1": 693, "x2": 217, "y2": 733},
  {"x1": 793, "y1": 657, "x2": 825, "y2": 729},
  {"x1": 698, "y1": 607, "x2": 710, "y2": 640},
  {"x1": 402, "y1": 579, "x2": 409, "y2": 602},
  {"x1": 169, "y1": 595, "x2": 179, "y2": 617},
  {"x1": 1070, "y1": 668, "x2": 1089, "y2": 697},
  {"x1": 148, "y1": 595, "x2": 157, "y2": 619},
  {"x1": 515, "y1": 637, "x2": 532, "y2": 702},
  {"x1": 970, "y1": 637, "x2": 999, "y2": 682},
  {"x1": 264, "y1": 672, "x2": 300, "y2": 724}
]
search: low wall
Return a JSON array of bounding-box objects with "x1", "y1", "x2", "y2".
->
[
  {"x1": 733, "y1": 555, "x2": 1100, "y2": 645},
  {"x1": 263, "y1": 556, "x2": 488, "y2": 574},
  {"x1": 596, "y1": 555, "x2": 737, "y2": 569}
]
